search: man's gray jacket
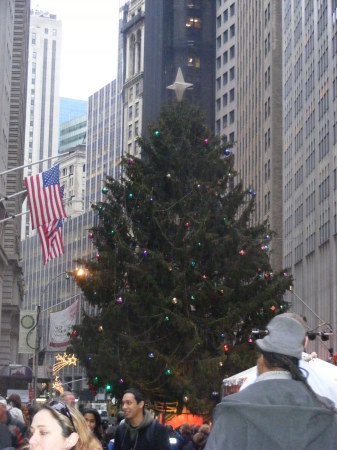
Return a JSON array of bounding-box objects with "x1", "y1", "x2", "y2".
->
[{"x1": 206, "y1": 377, "x2": 337, "y2": 450}]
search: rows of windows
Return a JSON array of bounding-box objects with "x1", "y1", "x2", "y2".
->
[
  {"x1": 318, "y1": 89, "x2": 329, "y2": 120},
  {"x1": 306, "y1": 191, "x2": 315, "y2": 216},
  {"x1": 294, "y1": 127, "x2": 303, "y2": 153},
  {"x1": 305, "y1": 231, "x2": 315, "y2": 255},
  {"x1": 264, "y1": 191, "x2": 270, "y2": 214},
  {"x1": 305, "y1": 110, "x2": 315, "y2": 137},
  {"x1": 318, "y1": 124, "x2": 329, "y2": 161},
  {"x1": 319, "y1": 176, "x2": 330, "y2": 203},
  {"x1": 294, "y1": 166, "x2": 303, "y2": 189},
  {"x1": 305, "y1": 68, "x2": 315, "y2": 100},
  {"x1": 294, "y1": 91, "x2": 303, "y2": 117},
  {"x1": 294, "y1": 204, "x2": 303, "y2": 226},
  {"x1": 318, "y1": 45, "x2": 329, "y2": 80}
]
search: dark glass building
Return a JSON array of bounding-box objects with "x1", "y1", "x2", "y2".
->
[{"x1": 142, "y1": 0, "x2": 215, "y2": 131}]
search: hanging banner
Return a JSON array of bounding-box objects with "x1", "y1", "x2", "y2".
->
[
  {"x1": 18, "y1": 310, "x2": 38, "y2": 354},
  {"x1": 47, "y1": 300, "x2": 79, "y2": 351}
]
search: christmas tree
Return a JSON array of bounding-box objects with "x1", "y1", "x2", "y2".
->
[{"x1": 71, "y1": 102, "x2": 291, "y2": 413}]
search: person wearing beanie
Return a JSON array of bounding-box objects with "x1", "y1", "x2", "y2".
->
[{"x1": 205, "y1": 314, "x2": 337, "y2": 450}]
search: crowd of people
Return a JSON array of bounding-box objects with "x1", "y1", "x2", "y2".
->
[{"x1": 1, "y1": 313, "x2": 337, "y2": 449}]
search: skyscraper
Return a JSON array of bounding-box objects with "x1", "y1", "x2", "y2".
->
[
  {"x1": 0, "y1": 0, "x2": 30, "y2": 367},
  {"x1": 120, "y1": 0, "x2": 215, "y2": 158},
  {"x1": 283, "y1": 0, "x2": 337, "y2": 357},
  {"x1": 22, "y1": 9, "x2": 62, "y2": 237},
  {"x1": 215, "y1": 1, "x2": 283, "y2": 271}
]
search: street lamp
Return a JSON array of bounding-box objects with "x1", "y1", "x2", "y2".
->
[{"x1": 32, "y1": 269, "x2": 86, "y2": 402}]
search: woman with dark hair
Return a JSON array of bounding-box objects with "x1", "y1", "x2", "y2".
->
[
  {"x1": 83, "y1": 408, "x2": 108, "y2": 449},
  {"x1": 29, "y1": 400, "x2": 102, "y2": 449}
]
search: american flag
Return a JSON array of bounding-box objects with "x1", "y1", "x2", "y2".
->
[
  {"x1": 37, "y1": 186, "x2": 65, "y2": 265},
  {"x1": 25, "y1": 164, "x2": 66, "y2": 230}
]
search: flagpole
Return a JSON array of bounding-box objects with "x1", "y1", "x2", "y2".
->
[
  {"x1": 0, "y1": 151, "x2": 72, "y2": 177},
  {"x1": 0, "y1": 189, "x2": 26, "y2": 203}
]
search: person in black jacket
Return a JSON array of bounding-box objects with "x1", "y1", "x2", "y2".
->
[{"x1": 113, "y1": 388, "x2": 171, "y2": 450}]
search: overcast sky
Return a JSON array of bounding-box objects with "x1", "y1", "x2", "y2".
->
[{"x1": 31, "y1": 0, "x2": 120, "y2": 100}]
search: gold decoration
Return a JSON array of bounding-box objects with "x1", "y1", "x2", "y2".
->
[{"x1": 53, "y1": 352, "x2": 77, "y2": 376}]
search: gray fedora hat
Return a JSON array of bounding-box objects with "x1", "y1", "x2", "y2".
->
[{"x1": 256, "y1": 314, "x2": 305, "y2": 359}]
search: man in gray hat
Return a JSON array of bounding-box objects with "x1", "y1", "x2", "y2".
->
[{"x1": 205, "y1": 314, "x2": 337, "y2": 450}]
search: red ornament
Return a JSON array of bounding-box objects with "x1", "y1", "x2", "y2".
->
[
  {"x1": 71, "y1": 330, "x2": 77, "y2": 337},
  {"x1": 219, "y1": 289, "x2": 224, "y2": 295},
  {"x1": 270, "y1": 305, "x2": 276, "y2": 312},
  {"x1": 96, "y1": 253, "x2": 100, "y2": 261},
  {"x1": 202, "y1": 274, "x2": 207, "y2": 280},
  {"x1": 185, "y1": 222, "x2": 190, "y2": 228},
  {"x1": 239, "y1": 249, "x2": 245, "y2": 256},
  {"x1": 264, "y1": 273, "x2": 269, "y2": 279},
  {"x1": 204, "y1": 138, "x2": 209, "y2": 145},
  {"x1": 88, "y1": 232, "x2": 94, "y2": 239}
]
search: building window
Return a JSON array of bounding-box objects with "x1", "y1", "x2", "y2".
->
[
  {"x1": 229, "y1": 67, "x2": 235, "y2": 80},
  {"x1": 223, "y1": 115, "x2": 228, "y2": 128},
  {"x1": 223, "y1": 9, "x2": 228, "y2": 22},
  {"x1": 223, "y1": 93, "x2": 228, "y2": 107},
  {"x1": 223, "y1": 72, "x2": 228, "y2": 85},
  {"x1": 230, "y1": 24, "x2": 235, "y2": 38},
  {"x1": 32, "y1": 33, "x2": 36, "y2": 45},
  {"x1": 44, "y1": 28, "x2": 48, "y2": 34},
  {"x1": 230, "y1": 45, "x2": 235, "y2": 59},
  {"x1": 229, "y1": 110, "x2": 235, "y2": 123},
  {"x1": 230, "y1": 3, "x2": 235, "y2": 16},
  {"x1": 217, "y1": 15, "x2": 221, "y2": 28},
  {"x1": 135, "y1": 82, "x2": 140, "y2": 96},
  {"x1": 223, "y1": 30, "x2": 228, "y2": 43},
  {"x1": 135, "y1": 102, "x2": 139, "y2": 118},
  {"x1": 216, "y1": 98, "x2": 221, "y2": 111},
  {"x1": 128, "y1": 106, "x2": 133, "y2": 121},
  {"x1": 223, "y1": 51, "x2": 228, "y2": 64},
  {"x1": 216, "y1": 77, "x2": 221, "y2": 90},
  {"x1": 128, "y1": 124, "x2": 132, "y2": 139},
  {"x1": 186, "y1": 17, "x2": 202, "y2": 29},
  {"x1": 187, "y1": 56, "x2": 200, "y2": 68},
  {"x1": 135, "y1": 121, "x2": 139, "y2": 136},
  {"x1": 229, "y1": 88, "x2": 235, "y2": 102},
  {"x1": 217, "y1": 56, "x2": 221, "y2": 69},
  {"x1": 52, "y1": 29, "x2": 57, "y2": 36}
]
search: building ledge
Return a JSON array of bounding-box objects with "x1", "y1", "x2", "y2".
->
[{"x1": 120, "y1": 11, "x2": 145, "y2": 34}]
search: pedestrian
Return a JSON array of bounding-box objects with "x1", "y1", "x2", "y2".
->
[
  {"x1": 83, "y1": 407, "x2": 108, "y2": 449},
  {"x1": 176, "y1": 423, "x2": 192, "y2": 450},
  {"x1": 59, "y1": 390, "x2": 76, "y2": 407},
  {"x1": 113, "y1": 388, "x2": 171, "y2": 450},
  {"x1": 105, "y1": 411, "x2": 124, "y2": 450},
  {"x1": 7, "y1": 393, "x2": 25, "y2": 424},
  {"x1": 28, "y1": 400, "x2": 102, "y2": 450},
  {"x1": 205, "y1": 314, "x2": 337, "y2": 450},
  {"x1": 0, "y1": 395, "x2": 27, "y2": 449}
]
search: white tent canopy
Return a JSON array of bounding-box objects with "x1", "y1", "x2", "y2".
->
[{"x1": 222, "y1": 352, "x2": 337, "y2": 406}]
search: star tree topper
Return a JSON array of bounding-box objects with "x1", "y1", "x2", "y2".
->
[{"x1": 167, "y1": 67, "x2": 193, "y2": 102}]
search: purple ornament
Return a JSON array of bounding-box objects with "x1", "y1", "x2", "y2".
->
[
  {"x1": 88, "y1": 232, "x2": 94, "y2": 239},
  {"x1": 204, "y1": 138, "x2": 209, "y2": 145},
  {"x1": 117, "y1": 296, "x2": 123, "y2": 304},
  {"x1": 118, "y1": 378, "x2": 124, "y2": 384},
  {"x1": 129, "y1": 158, "x2": 134, "y2": 165},
  {"x1": 143, "y1": 250, "x2": 147, "y2": 257}
]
